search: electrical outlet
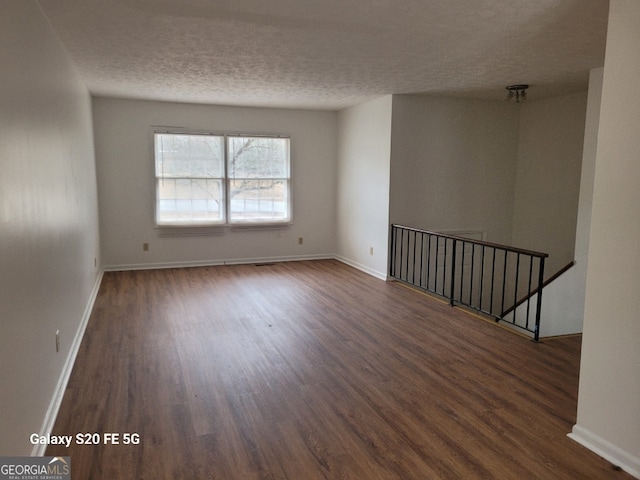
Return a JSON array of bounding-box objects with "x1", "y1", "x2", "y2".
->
[
  {"x1": 298, "y1": 237, "x2": 303, "y2": 245},
  {"x1": 143, "y1": 242, "x2": 149, "y2": 251},
  {"x1": 55, "y1": 330, "x2": 60, "y2": 353},
  {"x1": 369, "y1": 247, "x2": 374, "y2": 255},
  {"x1": 94, "y1": 257, "x2": 97, "y2": 268}
]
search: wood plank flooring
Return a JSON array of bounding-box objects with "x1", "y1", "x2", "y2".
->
[{"x1": 47, "y1": 260, "x2": 631, "y2": 479}]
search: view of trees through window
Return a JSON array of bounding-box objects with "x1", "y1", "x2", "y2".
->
[
  {"x1": 227, "y1": 136, "x2": 289, "y2": 222},
  {"x1": 154, "y1": 133, "x2": 290, "y2": 225}
]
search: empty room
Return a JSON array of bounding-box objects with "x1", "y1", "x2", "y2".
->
[{"x1": 1, "y1": 0, "x2": 639, "y2": 478}]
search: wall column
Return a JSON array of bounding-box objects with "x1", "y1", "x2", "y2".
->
[{"x1": 569, "y1": 1, "x2": 640, "y2": 477}]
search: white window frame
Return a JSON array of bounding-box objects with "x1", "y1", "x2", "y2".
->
[{"x1": 154, "y1": 131, "x2": 291, "y2": 230}]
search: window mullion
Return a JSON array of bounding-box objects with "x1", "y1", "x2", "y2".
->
[{"x1": 224, "y1": 135, "x2": 229, "y2": 224}]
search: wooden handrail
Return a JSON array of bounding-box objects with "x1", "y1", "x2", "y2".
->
[
  {"x1": 392, "y1": 224, "x2": 549, "y2": 259},
  {"x1": 501, "y1": 260, "x2": 576, "y2": 317}
]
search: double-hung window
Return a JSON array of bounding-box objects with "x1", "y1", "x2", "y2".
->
[{"x1": 154, "y1": 132, "x2": 291, "y2": 227}]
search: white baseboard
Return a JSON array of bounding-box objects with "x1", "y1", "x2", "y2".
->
[
  {"x1": 31, "y1": 270, "x2": 104, "y2": 457},
  {"x1": 568, "y1": 424, "x2": 640, "y2": 479},
  {"x1": 105, "y1": 254, "x2": 389, "y2": 282},
  {"x1": 103, "y1": 253, "x2": 335, "y2": 271},
  {"x1": 334, "y1": 255, "x2": 388, "y2": 281}
]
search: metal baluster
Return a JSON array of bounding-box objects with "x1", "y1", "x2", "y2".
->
[
  {"x1": 490, "y1": 247, "x2": 496, "y2": 316},
  {"x1": 450, "y1": 238, "x2": 457, "y2": 306},
  {"x1": 425, "y1": 234, "x2": 431, "y2": 291},
  {"x1": 534, "y1": 256, "x2": 545, "y2": 341},
  {"x1": 412, "y1": 230, "x2": 417, "y2": 285},
  {"x1": 479, "y1": 245, "x2": 485, "y2": 312},
  {"x1": 526, "y1": 255, "x2": 534, "y2": 330},
  {"x1": 390, "y1": 226, "x2": 396, "y2": 277},
  {"x1": 513, "y1": 253, "x2": 520, "y2": 326},
  {"x1": 469, "y1": 243, "x2": 475, "y2": 307},
  {"x1": 460, "y1": 240, "x2": 466, "y2": 305},
  {"x1": 435, "y1": 236, "x2": 441, "y2": 294},
  {"x1": 416, "y1": 232, "x2": 420, "y2": 287},
  {"x1": 403, "y1": 228, "x2": 410, "y2": 282},
  {"x1": 501, "y1": 250, "x2": 508, "y2": 323}
]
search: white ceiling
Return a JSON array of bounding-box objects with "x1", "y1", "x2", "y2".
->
[{"x1": 38, "y1": 0, "x2": 610, "y2": 110}]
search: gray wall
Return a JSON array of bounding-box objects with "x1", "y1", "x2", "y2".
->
[
  {"x1": 389, "y1": 95, "x2": 520, "y2": 245},
  {"x1": 512, "y1": 92, "x2": 587, "y2": 275},
  {"x1": 0, "y1": 1, "x2": 101, "y2": 455}
]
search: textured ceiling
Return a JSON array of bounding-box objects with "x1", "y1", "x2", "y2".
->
[{"x1": 37, "y1": 0, "x2": 610, "y2": 110}]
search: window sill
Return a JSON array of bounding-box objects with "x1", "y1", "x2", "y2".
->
[
  {"x1": 155, "y1": 222, "x2": 291, "y2": 236},
  {"x1": 229, "y1": 222, "x2": 292, "y2": 231},
  {"x1": 155, "y1": 225, "x2": 226, "y2": 236}
]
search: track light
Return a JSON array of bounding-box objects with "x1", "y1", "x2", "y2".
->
[{"x1": 506, "y1": 84, "x2": 529, "y2": 102}]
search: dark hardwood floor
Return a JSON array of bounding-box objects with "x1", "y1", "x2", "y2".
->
[{"x1": 47, "y1": 260, "x2": 630, "y2": 479}]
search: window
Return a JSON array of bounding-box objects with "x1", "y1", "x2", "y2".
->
[
  {"x1": 227, "y1": 136, "x2": 290, "y2": 223},
  {"x1": 154, "y1": 133, "x2": 291, "y2": 227}
]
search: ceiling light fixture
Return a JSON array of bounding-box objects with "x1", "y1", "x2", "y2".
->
[{"x1": 506, "y1": 84, "x2": 529, "y2": 102}]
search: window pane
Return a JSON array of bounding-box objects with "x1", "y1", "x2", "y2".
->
[
  {"x1": 156, "y1": 178, "x2": 223, "y2": 224},
  {"x1": 155, "y1": 133, "x2": 223, "y2": 179},
  {"x1": 228, "y1": 136, "x2": 289, "y2": 179},
  {"x1": 229, "y1": 179, "x2": 288, "y2": 222}
]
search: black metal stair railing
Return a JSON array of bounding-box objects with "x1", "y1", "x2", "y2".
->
[{"x1": 389, "y1": 224, "x2": 548, "y2": 341}]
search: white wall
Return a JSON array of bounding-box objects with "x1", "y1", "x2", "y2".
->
[
  {"x1": 570, "y1": 1, "x2": 640, "y2": 477},
  {"x1": 389, "y1": 95, "x2": 520, "y2": 245},
  {"x1": 572, "y1": 68, "x2": 603, "y2": 330},
  {"x1": 93, "y1": 98, "x2": 338, "y2": 269},
  {"x1": 512, "y1": 92, "x2": 587, "y2": 276},
  {"x1": 336, "y1": 96, "x2": 392, "y2": 279},
  {"x1": 0, "y1": 1, "x2": 101, "y2": 455},
  {"x1": 534, "y1": 68, "x2": 604, "y2": 339}
]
